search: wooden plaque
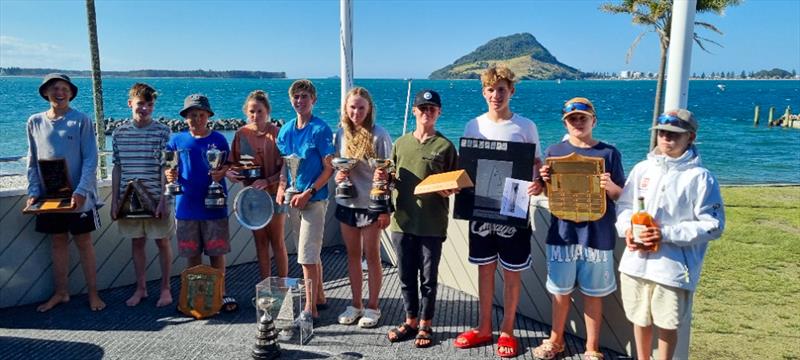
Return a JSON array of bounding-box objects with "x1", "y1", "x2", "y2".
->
[
  {"x1": 22, "y1": 158, "x2": 76, "y2": 214},
  {"x1": 118, "y1": 180, "x2": 157, "y2": 219},
  {"x1": 414, "y1": 169, "x2": 474, "y2": 195},
  {"x1": 546, "y1": 152, "x2": 606, "y2": 222},
  {"x1": 178, "y1": 264, "x2": 224, "y2": 319}
]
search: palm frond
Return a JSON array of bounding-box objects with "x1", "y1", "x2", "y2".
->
[
  {"x1": 695, "y1": 21, "x2": 723, "y2": 35},
  {"x1": 626, "y1": 30, "x2": 650, "y2": 63}
]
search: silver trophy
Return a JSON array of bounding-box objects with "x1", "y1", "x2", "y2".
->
[
  {"x1": 204, "y1": 145, "x2": 227, "y2": 209},
  {"x1": 332, "y1": 157, "x2": 358, "y2": 199},
  {"x1": 159, "y1": 150, "x2": 183, "y2": 196},
  {"x1": 368, "y1": 158, "x2": 394, "y2": 213},
  {"x1": 252, "y1": 296, "x2": 281, "y2": 360},
  {"x1": 235, "y1": 136, "x2": 263, "y2": 182},
  {"x1": 282, "y1": 154, "x2": 302, "y2": 205}
]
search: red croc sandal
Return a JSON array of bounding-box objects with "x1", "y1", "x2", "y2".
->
[
  {"x1": 454, "y1": 329, "x2": 492, "y2": 349},
  {"x1": 496, "y1": 335, "x2": 519, "y2": 358}
]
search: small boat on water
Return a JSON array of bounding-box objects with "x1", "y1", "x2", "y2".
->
[{"x1": 717, "y1": 84, "x2": 726, "y2": 91}]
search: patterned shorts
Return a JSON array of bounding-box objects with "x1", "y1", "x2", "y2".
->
[{"x1": 176, "y1": 218, "x2": 230, "y2": 257}]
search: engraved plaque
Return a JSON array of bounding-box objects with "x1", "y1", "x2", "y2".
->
[
  {"x1": 546, "y1": 152, "x2": 606, "y2": 222},
  {"x1": 178, "y1": 264, "x2": 224, "y2": 319},
  {"x1": 22, "y1": 158, "x2": 76, "y2": 214},
  {"x1": 118, "y1": 179, "x2": 157, "y2": 219}
]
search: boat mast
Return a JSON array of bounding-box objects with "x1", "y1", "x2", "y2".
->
[{"x1": 340, "y1": 0, "x2": 353, "y2": 106}]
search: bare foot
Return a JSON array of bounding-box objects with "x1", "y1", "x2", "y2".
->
[
  {"x1": 36, "y1": 293, "x2": 70, "y2": 312},
  {"x1": 89, "y1": 293, "x2": 106, "y2": 311},
  {"x1": 156, "y1": 290, "x2": 173, "y2": 307},
  {"x1": 125, "y1": 289, "x2": 148, "y2": 307}
]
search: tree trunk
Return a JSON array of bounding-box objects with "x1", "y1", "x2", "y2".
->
[
  {"x1": 650, "y1": 44, "x2": 668, "y2": 150},
  {"x1": 86, "y1": 0, "x2": 106, "y2": 178}
]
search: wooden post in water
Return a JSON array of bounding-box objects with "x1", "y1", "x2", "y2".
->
[
  {"x1": 86, "y1": 0, "x2": 106, "y2": 179},
  {"x1": 784, "y1": 106, "x2": 792, "y2": 128},
  {"x1": 768, "y1": 106, "x2": 774, "y2": 126},
  {"x1": 753, "y1": 105, "x2": 760, "y2": 127}
]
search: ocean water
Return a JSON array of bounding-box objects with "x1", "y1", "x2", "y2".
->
[{"x1": 1, "y1": 77, "x2": 798, "y2": 184}]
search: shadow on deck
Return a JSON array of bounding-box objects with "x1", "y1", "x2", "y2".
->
[{"x1": 0, "y1": 246, "x2": 629, "y2": 359}]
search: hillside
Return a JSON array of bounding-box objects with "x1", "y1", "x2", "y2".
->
[{"x1": 429, "y1": 33, "x2": 583, "y2": 80}]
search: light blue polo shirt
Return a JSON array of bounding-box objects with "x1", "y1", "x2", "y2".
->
[{"x1": 277, "y1": 115, "x2": 335, "y2": 202}]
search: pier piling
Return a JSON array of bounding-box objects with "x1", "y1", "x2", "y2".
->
[
  {"x1": 754, "y1": 105, "x2": 760, "y2": 127},
  {"x1": 768, "y1": 106, "x2": 775, "y2": 126}
]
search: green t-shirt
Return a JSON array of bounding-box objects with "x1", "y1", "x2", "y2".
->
[{"x1": 389, "y1": 132, "x2": 458, "y2": 237}]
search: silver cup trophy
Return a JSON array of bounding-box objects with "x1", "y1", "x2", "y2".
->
[
  {"x1": 160, "y1": 150, "x2": 183, "y2": 196},
  {"x1": 368, "y1": 158, "x2": 394, "y2": 213},
  {"x1": 252, "y1": 296, "x2": 281, "y2": 360},
  {"x1": 332, "y1": 157, "x2": 358, "y2": 199},
  {"x1": 235, "y1": 137, "x2": 262, "y2": 182},
  {"x1": 204, "y1": 145, "x2": 227, "y2": 209},
  {"x1": 282, "y1": 154, "x2": 302, "y2": 205}
]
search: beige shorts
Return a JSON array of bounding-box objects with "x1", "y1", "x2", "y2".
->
[
  {"x1": 620, "y1": 273, "x2": 691, "y2": 330},
  {"x1": 117, "y1": 211, "x2": 175, "y2": 239},
  {"x1": 290, "y1": 200, "x2": 327, "y2": 265}
]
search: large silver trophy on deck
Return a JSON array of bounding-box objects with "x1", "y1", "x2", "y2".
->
[
  {"x1": 368, "y1": 158, "x2": 394, "y2": 213},
  {"x1": 282, "y1": 154, "x2": 302, "y2": 205},
  {"x1": 204, "y1": 145, "x2": 227, "y2": 209},
  {"x1": 160, "y1": 150, "x2": 183, "y2": 196},
  {"x1": 252, "y1": 296, "x2": 281, "y2": 360},
  {"x1": 332, "y1": 157, "x2": 358, "y2": 199}
]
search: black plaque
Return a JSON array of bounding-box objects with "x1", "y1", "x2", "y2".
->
[
  {"x1": 454, "y1": 138, "x2": 535, "y2": 227},
  {"x1": 23, "y1": 158, "x2": 75, "y2": 213}
]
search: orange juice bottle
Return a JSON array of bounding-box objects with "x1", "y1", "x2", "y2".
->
[{"x1": 631, "y1": 196, "x2": 659, "y2": 252}]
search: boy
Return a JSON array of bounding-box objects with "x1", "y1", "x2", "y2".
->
[
  {"x1": 26, "y1": 73, "x2": 105, "y2": 312},
  {"x1": 382, "y1": 90, "x2": 458, "y2": 348},
  {"x1": 111, "y1": 83, "x2": 174, "y2": 307},
  {"x1": 616, "y1": 109, "x2": 725, "y2": 360},
  {"x1": 532, "y1": 97, "x2": 625, "y2": 360},
  {"x1": 276, "y1": 80, "x2": 334, "y2": 321},
  {"x1": 455, "y1": 65, "x2": 542, "y2": 358},
  {"x1": 165, "y1": 94, "x2": 235, "y2": 311}
]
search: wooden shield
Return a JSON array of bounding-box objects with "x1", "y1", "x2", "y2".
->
[
  {"x1": 178, "y1": 264, "x2": 224, "y2": 319},
  {"x1": 546, "y1": 152, "x2": 606, "y2": 222}
]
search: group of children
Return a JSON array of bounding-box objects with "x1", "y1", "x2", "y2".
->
[{"x1": 26, "y1": 66, "x2": 725, "y2": 359}]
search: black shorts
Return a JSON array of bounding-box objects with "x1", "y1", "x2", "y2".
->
[
  {"x1": 468, "y1": 221, "x2": 532, "y2": 271},
  {"x1": 35, "y1": 209, "x2": 100, "y2": 235},
  {"x1": 335, "y1": 205, "x2": 378, "y2": 228}
]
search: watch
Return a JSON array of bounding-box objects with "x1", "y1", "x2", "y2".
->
[{"x1": 309, "y1": 187, "x2": 317, "y2": 196}]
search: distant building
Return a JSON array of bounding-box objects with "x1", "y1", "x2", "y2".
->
[{"x1": 619, "y1": 71, "x2": 630, "y2": 79}]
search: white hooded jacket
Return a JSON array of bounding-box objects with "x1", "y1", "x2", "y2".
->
[{"x1": 616, "y1": 146, "x2": 725, "y2": 291}]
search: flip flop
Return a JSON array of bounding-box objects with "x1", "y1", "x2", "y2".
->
[
  {"x1": 222, "y1": 296, "x2": 239, "y2": 313},
  {"x1": 496, "y1": 335, "x2": 519, "y2": 358},
  {"x1": 454, "y1": 329, "x2": 492, "y2": 349},
  {"x1": 415, "y1": 325, "x2": 434, "y2": 348},
  {"x1": 387, "y1": 323, "x2": 418, "y2": 343}
]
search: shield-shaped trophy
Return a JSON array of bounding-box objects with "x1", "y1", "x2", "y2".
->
[
  {"x1": 205, "y1": 145, "x2": 227, "y2": 209},
  {"x1": 332, "y1": 157, "x2": 358, "y2": 199},
  {"x1": 159, "y1": 150, "x2": 183, "y2": 196},
  {"x1": 282, "y1": 154, "x2": 303, "y2": 205},
  {"x1": 178, "y1": 264, "x2": 223, "y2": 319},
  {"x1": 367, "y1": 158, "x2": 394, "y2": 213},
  {"x1": 546, "y1": 152, "x2": 606, "y2": 222}
]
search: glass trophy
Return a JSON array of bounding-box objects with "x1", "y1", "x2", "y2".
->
[{"x1": 255, "y1": 277, "x2": 313, "y2": 345}]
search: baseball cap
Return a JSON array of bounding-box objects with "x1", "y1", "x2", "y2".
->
[
  {"x1": 562, "y1": 97, "x2": 595, "y2": 120},
  {"x1": 652, "y1": 109, "x2": 697, "y2": 133},
  {"x1": 179, "y1": 94, "x2": 215, "y2": 118},
  {"x1": 413, "y1": 89, "x2": 441, "y2": 108},
  {"x1": 39, "y1": 73, "x2": 78, "y2": 101}
]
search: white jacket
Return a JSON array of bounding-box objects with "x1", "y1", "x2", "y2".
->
[{"x1": 616, "y1": 146, "x2": 725, "y2": 291}]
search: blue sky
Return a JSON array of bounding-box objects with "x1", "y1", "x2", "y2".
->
[{"x1": 1, "y1": 0, "x2": 798, "y2": 78}]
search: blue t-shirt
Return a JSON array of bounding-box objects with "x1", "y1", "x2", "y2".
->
[
  {"x1": 166, "y1": 131, "x2": 230, "y2": 220},
  {"x1": 545, "y1": 140, "x2": 626, "y2": 250},
  {"x1": 277, "y1": 115, "x2": 335, "y2": 202}
]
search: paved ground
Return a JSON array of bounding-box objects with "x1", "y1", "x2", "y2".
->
[{"x1": 0, "y1": 246, "x2": 629, "y2": 359}]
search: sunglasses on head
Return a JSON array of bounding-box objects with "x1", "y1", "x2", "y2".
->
[
  {"x1": 563, "y1": 101, "x2": 593, "y2": 114},
  {"x1": 657, "y1": 114, "x2": 693, "y2": 129}
]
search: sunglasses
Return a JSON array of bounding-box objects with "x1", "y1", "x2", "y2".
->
[
  {"x1": 563, "y1": 101, "x2": 593, "y2": 114},
  {"x1": 657, "y1": 114, "x2": 694, "y2": 130},
  {"x1": 417, "y1": 105, "x2": 439, "y2": 113}
]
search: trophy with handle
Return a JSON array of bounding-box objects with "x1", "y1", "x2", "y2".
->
[
  {"x1": 204, "y1": 144, "x2": 227, "y2": 209},
  {"x1": 160, "y1": 150, "x2": 183, "y2": 196},
  {"x1": 282, "y1": 154, "x2": 303, "y2": 205},
  {"x1": 332, "y1": 157, "x2": 358, "y2": 199},
  {"x1": 235, "y1": 136, "x2": 262, "y2": 183},
  {"x1": 368, "y1": 158, "x2": 394, "y2": 213}
]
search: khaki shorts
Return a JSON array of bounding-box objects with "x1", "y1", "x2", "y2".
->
[
  {"x1": 620, "y1": 273, "x2": 691, "y2": 330},
  {"x1": 289, "y1": 200, "x2": 327, "y2": 265},
  {"x1": 117, "y1": 211, "x2": 175, "y2": 239}
]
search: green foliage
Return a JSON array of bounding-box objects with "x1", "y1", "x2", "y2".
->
[
  {"x1": 752, "y1": 68, "x2": 795, "y2": 79},
  {"x1": 692, "y1": 186, "x2": 800, "y2": 359},
  {"x1": 0, "y1": 67, "x2": 286, "y2": 79}
]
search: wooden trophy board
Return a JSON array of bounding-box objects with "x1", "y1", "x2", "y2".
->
[
  {"x1": 454, "y1": 138, "x2": 535, "y2": 227},
  {"x1": 178, "y1": 264, "x2": 224, "y2": 319},
  {"x1": 414, "y1": 169, "x2": 474, "y2": 195},
  {"x1": 118, "y1": 180, "x2": 157, "y2": 219},
  {"x1": 22, "y1": 158, "x2": 76, "y2": 214},
  {"x1": 546, "y1": 152, "x2": 606, "y2": 222}
]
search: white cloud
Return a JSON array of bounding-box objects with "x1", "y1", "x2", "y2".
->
[{"x1": 0, "y1": 35, "x2": 87, "y2": 69}]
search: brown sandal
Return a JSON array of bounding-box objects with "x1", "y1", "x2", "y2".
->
[
  {"x1": 532, "y1": 339, "x2": 565, "y2": 360},
  {"x1": 387, "y1": 323, "x2": 418, "y2": 343}
]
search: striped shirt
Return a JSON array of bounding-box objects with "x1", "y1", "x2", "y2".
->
[{"x1": 112, "y1": 120, "x2": 171, "y2": 199}]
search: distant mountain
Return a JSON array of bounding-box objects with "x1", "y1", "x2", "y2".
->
[
  {"x1": 429, "y1": 33, "x2": 583, "y2": 80},
  {"x1": 0, "y1": 67, "x2": 286, "y2": 79}
]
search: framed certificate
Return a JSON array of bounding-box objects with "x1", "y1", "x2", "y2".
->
[{"x1": 454, "y1": 138, "x2": 536, "y2": 227}]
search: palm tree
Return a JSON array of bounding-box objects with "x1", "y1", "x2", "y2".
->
[
  {"x1": 86, "y1": 0, "x2": 106, "y2": 178},
  {"x1": 601, "y1": 0, "x2": 741, "y2": 149}
]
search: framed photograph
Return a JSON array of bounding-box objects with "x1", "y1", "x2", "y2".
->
[{"x1": 454, "y1": 138, "x2": 536, "y2": 227}]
